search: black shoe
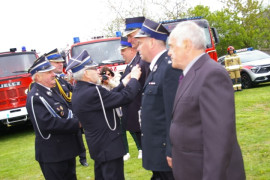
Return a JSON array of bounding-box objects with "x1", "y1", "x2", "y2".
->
[{"x1": 80, "y1": 161, "x2": 89, "y2": 167}]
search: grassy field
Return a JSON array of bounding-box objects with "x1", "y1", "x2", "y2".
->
[{"x1": 0, "y1": 83, "x2": 269, "y2": 180}]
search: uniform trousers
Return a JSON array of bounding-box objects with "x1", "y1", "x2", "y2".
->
[
  {"x1": 151, "y1": 171, "x2": 174, "y2": 180},
  {"x1": 94, "y1": 157, "x2": 124, "y2": 180},
  {"x1": 39, "y1": 158, "x2": 76, "y2": 180}
]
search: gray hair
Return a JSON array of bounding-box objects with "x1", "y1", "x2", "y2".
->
[
  {"x1": 72, "y1": 67, "x2": 86, "y2": 81},
  {"x1": 169, "y1": 21, "x2": 206, "y2": 50}
]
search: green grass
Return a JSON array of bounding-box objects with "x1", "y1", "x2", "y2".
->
[{"x1": 0, "y1": 83, "x2": 270, "y2": 180}]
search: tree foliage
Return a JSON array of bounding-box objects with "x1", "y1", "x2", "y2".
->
[{"x1": 104, "y1": 0, "x2": 270, "y2": 56}]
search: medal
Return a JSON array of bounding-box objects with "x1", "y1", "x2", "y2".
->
[{"x1": 47, "y1": 91, "x2": 52, "y2": 96}]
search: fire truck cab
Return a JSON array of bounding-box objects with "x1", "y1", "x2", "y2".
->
[
  {"x1": 0, "y1": 48, "x2": 38, "y2": 127},
  {"x1": 162, "y1": 16, "x2": 220, "y2": 61},
  {"x1": 69, "y1": 36, "x2": 126, "y2": 74}
]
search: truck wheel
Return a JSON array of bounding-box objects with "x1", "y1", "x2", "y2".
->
[{"x1": 241, "y1": 73, "x2": 253, "y2": 89}]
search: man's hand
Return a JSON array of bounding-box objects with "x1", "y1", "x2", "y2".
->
[
  {"x1": 167, "y1": 156, "x2": 172, "y2": 168},
  {"x1": 122, "y1": 73, "x2": 131, "y2": 86},
  {"x1": 130, "y1": 64, "x2": 142, "y2": 80}
]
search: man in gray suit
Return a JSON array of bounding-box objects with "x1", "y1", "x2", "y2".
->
[{"x1": 168, "y1": 21, "x2": 246, "y2": 180}]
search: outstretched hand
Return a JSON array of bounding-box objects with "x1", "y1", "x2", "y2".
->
[{"x1": 130, "y1": 64, "x2": 142, "y2": 80}]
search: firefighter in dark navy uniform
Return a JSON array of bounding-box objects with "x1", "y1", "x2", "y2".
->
[
  {"x1": 68, "y1": 50, "x2": 142, "y2": 180},
  {"x1": 26, "y1": 55, "x2": 84, "y2": 180},
  {"x1": 45, "y1": 48, "x2": 88, "y2": 167},
  {"x1": 121, "y1": 16, "x2": 150, "y2": 161},
  {"x1": 135, "y1": 18, "x2": 182, "y2": 180}
]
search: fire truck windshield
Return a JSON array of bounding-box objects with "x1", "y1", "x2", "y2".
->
[
  {"x1": 71, "y1": 39, "x2": 123, "y2": 65},
  {"x1": 0, "y1": 53, "x2": 36, "y2": 78}
]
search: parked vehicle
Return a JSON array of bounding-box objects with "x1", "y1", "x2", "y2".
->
[
  {"x1": 218, "y1": 48, "x2": 270, "y2": 88},
  {"x1": 0, "y1": 47, "x2": 38, "y2": 127},
  {"x1": 162, "y1": 16, "x2": 220, "y2": 61}
]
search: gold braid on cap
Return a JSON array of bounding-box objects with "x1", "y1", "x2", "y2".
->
[{"x1": 55, "y1": 78, "x2": 72, "y2": 102}]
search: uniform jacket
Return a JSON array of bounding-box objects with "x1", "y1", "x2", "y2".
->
[
  {"x1": 120, "y1": 53, "x2": 150, "y2": 132},
  {"x1": 224, "y1": 54, "x2": 242, "y2": 71},
  {"x1": 141, "y1": 51, "x2": 182, "y2": 171},
  {"x1": 26, "y1": 83, "x2": 84, "y2": 163},
  {"x1": 72, "y1": 78, "x2": 141, "y2": 162},
  {"x1": 170, "y1": 53, "x2": 245, "y2": 180}
]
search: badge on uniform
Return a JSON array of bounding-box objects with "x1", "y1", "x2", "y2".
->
[
  {"x1": 47, "y1": 91, "x2": 52, "y2": 96},
  {"x1": 149, "y1": 82, "x2": 156, "y2": 85},
  {"x1": 168, "y1": 60, "x2": 172, "y2": 64}
]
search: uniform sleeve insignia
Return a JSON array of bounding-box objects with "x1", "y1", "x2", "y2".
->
[{"x1": 60, "y1": 111, "x2": 64, "y2": 116}]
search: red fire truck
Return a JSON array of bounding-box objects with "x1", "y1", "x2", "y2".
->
[
  {"x1": 68, "y1": 17, "x2": 219, "y2": 75},
  {"x1": 0, "y1": 47, "x2": 38, "y2": 127}
]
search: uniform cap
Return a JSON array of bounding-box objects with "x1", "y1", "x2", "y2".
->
[
  {"x1": 45, "y1": 48, "x2": 65, "y2": 62},
  {"x1": 124, "y1": 16, "x2": 145, "y2": 36},
  {"x1": 66, "y1": 50, "x2": 97, "y2": 73},
  {"x1": 120, "y1": 37, "x2": 132, "y2": 50},
  {"x1": 134, "y1": 19, "x2": 169, "y2": 41},
  {"x1": 28, "y1": 55, "x2": 55, "y2": 76}
]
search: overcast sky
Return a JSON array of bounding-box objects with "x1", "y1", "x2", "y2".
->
[{"x1": 1, "y1": 0, "x2": 267, "y2": 55}]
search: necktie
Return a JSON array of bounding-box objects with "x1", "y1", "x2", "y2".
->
[{"x1": 178, "y1": 74, "x2": 184, "y2": 84}]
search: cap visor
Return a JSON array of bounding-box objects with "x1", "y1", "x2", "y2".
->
[
  {"x1": 39, "y1": 65, "x2": 56, "y2": 73},
  {"x1": 134, "y1": 29, "x2": 150, "y2": 38},
  {"x1": 124, "y1": 29, "x2": 139, "y2": 37}
]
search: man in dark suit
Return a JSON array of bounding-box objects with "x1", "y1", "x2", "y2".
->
[
  {"x1": 68, "y1": 50, "x2": 142, "y2": 180},
  {"x1": 26, "y1": 55, "x2": 84, "y2": 180},
  {"x1": 135, "y1": 18, "x2": 182, "y2": 180},
  {"x1": 168, "y1": 21, "x2": 246, "y2": 180},
  {"x1": 119, "y1": 36, "x2": 149, "y2": 160},
  {"x1": 45, "y1": 48, "x2": 88, "y2": 167},
  {"x1": 122, "y1": 17, "x2": 150, "y2": 160}
]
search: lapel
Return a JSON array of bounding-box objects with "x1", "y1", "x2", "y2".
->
[
  {"x1": 143, "y1": 51, "x2": 168, "y2": 90},
  {"x1": 121, "y1": 53, "x2": 139, "y2": 80},
  {"x1": 172, "y1": 54, "x2": 208, "y2": 114}
]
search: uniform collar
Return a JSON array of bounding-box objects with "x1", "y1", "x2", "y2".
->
[{"x1": 150, "y1": 49, "x2": 166, "y2": 71}]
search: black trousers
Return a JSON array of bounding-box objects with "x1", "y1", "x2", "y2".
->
[
  {"x1": 94, "y1": 157, "x2": 124, "y2": 180},
  {"x1": 151, "y1": 171, "x2": 174, "y2": 180},
  {"x1": 39, "y1": 158, "x2": 76, "y2": 180}
]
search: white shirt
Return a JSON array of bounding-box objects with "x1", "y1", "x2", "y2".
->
[{"x1": 150, "y1": 49, "x2": 167, "y2": 71}]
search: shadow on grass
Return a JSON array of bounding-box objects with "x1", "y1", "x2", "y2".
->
[{"x1": 0, "y1": 122, "x2": 34, "y2": 138}]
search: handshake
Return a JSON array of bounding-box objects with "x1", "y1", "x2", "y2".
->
[{"x1": 122, "y1": 64, "x2": 142, "y2": 86}]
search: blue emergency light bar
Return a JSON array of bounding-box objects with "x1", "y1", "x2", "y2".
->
[
  {"x1": 73, "y1": 37, "x2": 80, "y2": 44},
  {"x1": 116, "y1": 31, "x2": 122, "y2": 37},
  {"x1": 236, "y1": 47, "x2": 253, "y2": 53},
  {"x1": 22, "y1": 46, "x2": 26, "y2": 52}
]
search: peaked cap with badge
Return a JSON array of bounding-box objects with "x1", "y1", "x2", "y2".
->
[
  {"x1": 124, "y1": 16, "x2": 145, "y2": 36},
  {"x1": 120, "y1": 37, "x2": 132, "y2": 50},
  {"x1": 66, "y1": 49, "x2": 97, "y2": 73},
  {"x1": 134, "y1": 18, "x2": 169, "y2": 42},
  {"x1": 28, "y1": 55, "x2": 55, "y2": 76},
  {"x1": 45, "y1": 48, "x2": 65, "y2": 62}
]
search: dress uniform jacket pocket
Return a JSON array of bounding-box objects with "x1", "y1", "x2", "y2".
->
[
  {"x1": 53, "y1": 103, "x2": 68, "y2": 118},
  {"x1": 145, "y1": 85, "x2": 159, "y2": 95}
]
